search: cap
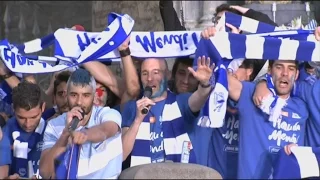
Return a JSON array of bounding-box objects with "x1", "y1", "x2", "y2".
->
[{"x1": 71, "y1": 25, "x2": 85, "y2": 31}]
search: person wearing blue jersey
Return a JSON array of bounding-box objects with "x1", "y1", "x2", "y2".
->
[
  {"x1": 0, "y1": 127, "x2": 11, "y2": 179},
  {"x1": 253, "y1": 28, "x2": 320, "y2": 148},
  {"x1": 39, "y1": 68, "x2": 122, "y2": 179},
  {"x1": 0, "y1": 81, "x2": 47, "y2": 179},
  {"x1": 225, "y1": 57, "x2": 309, "y2": 179}
]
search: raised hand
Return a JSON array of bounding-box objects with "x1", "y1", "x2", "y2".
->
[
  {"x1": 188, "y1": 56, "x2": 215, "y2": 86},
  {"x1": 201, "y1": 27, "x2": 217, "y2": 39},
  {"x1": 118, "y1": 36, "x2": 130, "y2": 51},
  {"x1": 225, "y1": 23, "x2": 241, "y2": 34}
]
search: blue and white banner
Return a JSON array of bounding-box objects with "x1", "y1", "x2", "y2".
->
[
  {"x1": 0, "y1": 12, "x2": 134, "y2": 73},
  {"x1": 0, "y1": 11, "x2": 319, "y2": 75},
  {"x1": 54, "y1": 30, "x2": 201, "y2": 59}
]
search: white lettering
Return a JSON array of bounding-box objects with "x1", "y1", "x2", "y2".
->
[
  {"x1": 222, "y1": 116, "x2": 239, "y2": 145},
  {"x1": 222, "y1": 130, "x2": 238, "y2": 144},
  {"x1": 272, "y1": 118, "x2": 301, "y2": 131},
  {"x1": 150, "y1": 131, "x2": 163, "y2": 141},
  {"x1": 150, "y1": 140, "x2": 164, "y2": 153},
  {"x1": 268, "y1": 130, "x2": 298, "y2": 146}
]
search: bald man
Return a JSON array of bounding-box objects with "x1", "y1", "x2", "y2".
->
[{"x1": 121, "y1": 57, "x2": 214, "y2": 167}]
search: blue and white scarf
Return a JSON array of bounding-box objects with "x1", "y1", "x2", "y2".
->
[
  {"x1": 195, "y1": 12, "x2": 320, "y2": 128},
  {"x1": 0, "y1": 12, "x2": 134, "y2": 73},
  {"x1": 273, "y1": 146, "x2": 320, "y2": 179},
  {"x1": 55, "y1": 144, "x2": 80, "y2": 179},
  {"x1": 131, "y1": 90, "x2": 196, "y2": 167},
  {"x1": 10, "y1": 118, "x2": 46, "y2": 178},
  {"x1": 16, "y1": 33, "x2": 55, "y2": 54}
]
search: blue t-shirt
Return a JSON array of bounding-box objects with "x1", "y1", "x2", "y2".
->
[
  {"x1": 207, "y1": 99, "x2": 239, "y2": 179},
  {"x1": 2, "y1": 118, "x2": 43, "y2": 177},
  {"x1": 122, "y1": 93, "x2": 198, "y2": 163},
  {"x1": 237, "y1": 82, "x2": 308, "y2": 179},
  {"x1": 298, "y1": 80, "x2": 320, "y2": 147},
  {"x1": 184, "y1": 109, "x2": 213, "y2": 168},
  {"x1": 0, "y1": 130, "x2": 11, "y2": 166}
]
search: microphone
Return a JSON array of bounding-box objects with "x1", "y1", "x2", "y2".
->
[
  {"x1": 68, "y1": 109, "x2": 85, "y2": 132},
  {"x1": 141, "y1": 86, "x2": 153, "y2": 114}
]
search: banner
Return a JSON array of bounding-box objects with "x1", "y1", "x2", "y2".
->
[{"x1": 0, "y1": 13, "x2": 134, "y2": 73}]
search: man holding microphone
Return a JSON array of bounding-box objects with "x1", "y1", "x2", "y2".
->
[{"x1": 39, "y1": 68, "x2": 122, "y2": 179}]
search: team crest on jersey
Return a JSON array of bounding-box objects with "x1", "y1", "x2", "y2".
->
[
  {"x1": 213, "y1": 92, "x2": 225, "y2": 112},
  {"x1": 18, "y1": 168, "x2": 26, "y2": 177}
]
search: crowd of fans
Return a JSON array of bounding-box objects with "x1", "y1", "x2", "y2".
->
[{"x1": 0, "y1": 1, "x2": 320, "y2": 179}]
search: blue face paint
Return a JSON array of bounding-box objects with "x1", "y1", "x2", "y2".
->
[{"x1": 151, "y1": 78, "x2": 168, "y2": 98}]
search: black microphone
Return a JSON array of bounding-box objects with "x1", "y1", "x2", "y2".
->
[
  {"x1": 68, "y1": 109, "x2": 85, "y2": 131},
  {"x1": 141, "y1": 86, "x2": 153, "y2": 114}
]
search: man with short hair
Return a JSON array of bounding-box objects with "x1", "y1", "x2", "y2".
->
[
  {"x1": 0, "y1": 81, "x2": 46, "y2": 179},
  {"x1": 39, "y1": 68, "x2": 122, "y2": 179},
  {"x1": 226, "y1": 58, "x2": 308, "y2": 179}
]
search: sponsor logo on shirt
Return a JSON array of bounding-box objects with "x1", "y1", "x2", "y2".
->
[{"x1": 292, "y1": 113, "x2": 301, "y2": 119}]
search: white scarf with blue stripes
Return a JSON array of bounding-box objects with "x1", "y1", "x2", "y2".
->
[
  {"x1": 196, "y1": 12, "x2": 320, "y2": 128},
  {"x1": 0, "y1": 12, "x2": 134, "y2": 73},
  {"x1": 0, "y1": 11, "x2": 318, "y2": 75}
]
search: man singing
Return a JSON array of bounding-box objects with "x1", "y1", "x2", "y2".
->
[
  {"x1": 39, "y1": 68, "x2": 122, "y2": 179},
  {"x1": 121, "y1": 56, "x2": 213, "y2": 166}
]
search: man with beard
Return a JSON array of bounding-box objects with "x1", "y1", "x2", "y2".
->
[
  {"x1": 253, "y1": 28, "x2": 320, "y2": 148},
  {"x1": 0, "y1": 81, "x2": 46, "y2": 179},
  {"x1": 226, "y1": 58, "x2": 308, "y2": 179},
  {"x1": 121, "y1": 56, "x2": 213, "y2": 167},
  {"x1": 39, "y1": 68, "x2": 122, "y2": 179}
]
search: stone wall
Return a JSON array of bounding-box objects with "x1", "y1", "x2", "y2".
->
[{"x1": 92, "y1": 1, "x2": 164, "y2": 32}]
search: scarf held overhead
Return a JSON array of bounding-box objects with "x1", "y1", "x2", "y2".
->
[
  {"x1": 0, "y1": 11, "x2": 318, "y2": 74},
  {"x1": 195, "y1": 12, "x2": 320, "y2": 128},
  {"x1": 0, "y1": 12, "x2": 134, "y2": 73}
]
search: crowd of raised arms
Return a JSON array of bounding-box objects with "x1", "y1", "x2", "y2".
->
[{"x1": 1, "y1": 1, "x2": 320, "y2": 179}]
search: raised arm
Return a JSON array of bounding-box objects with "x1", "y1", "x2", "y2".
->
[
  {"x1": 118, "y1": 37, "x2": 141, "y2": 100},
  {"x1": 83, "y1": 61, "x2": 124, "y2": 98},
  {"x1": 188, "y1": 56, "x2": 214, "y2": 112},
  {"x1": 227, "y1": 72, "x2": 243, "y2": 102},
  {"x1": 80, "y1": 108, "x2": 121, "y2": 143}
]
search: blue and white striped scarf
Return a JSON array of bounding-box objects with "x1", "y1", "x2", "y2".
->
[
  {"x1": 273, "y1": 146, "x2": 320, "y2": 179},
  {"x1": 55, "y1": 144, "x2": 80, "y2": 179},
  {"x1": 0, "y1": 12, "x2": 134, "y2": 73},
  {"x1": 130, "y1": 90, "x2": 196, "y2": 167},
  {"x1": 10, "y1": 118, "x2": 46, "y2": 178},
  {"x1": 195, "y1": 12, "x2": 320, "y2": 128}
]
